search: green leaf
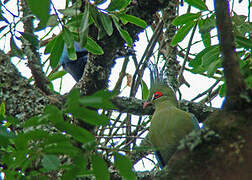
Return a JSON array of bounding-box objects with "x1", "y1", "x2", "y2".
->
[
  {"x1": 0, "y1": 102, "x2": 5, "y2": 117},
  {"x1": 0, "y1": 126, "x2": 16, "y2": 138},
  {"x1": 235, "y1": 35, "x2": 252, "y2": 49},
  {"x1": 62, "y1": 155, "x2": 87, "y2": 180},
  {"x1": 66, "y1": 89, "x2": 110, "y2": 126},
  {"x1": 9, "y1": 149, "x2": 29, "y2": 169},
  {"x1": 119, "y1": 14, "x2": 147, "y2": 28},
  {"x1": 114, "y1": 152, "x2": 136, "y2": 180},
  {"x1": 42, "y1": 155, "x2": 60, "y2": 171},
  {"x1": 68, "y1": 107, "x2": 110, "y2": 126},
  {"x1": 219, "y1": 83, "x2": 226, "y2": 97},
  {"x1": 118, "y1": 28, "x2": 132, "y2": 46},
  {"x1": 0, "y1": 126, "x2": 15, "y2": 146},
  {"x1": 44, "y1": 134, "x2": 71, "y2": 145},
  {"x1": 58, "y1": 7, "x2": 81, "y2": 17},
  {"x1": 23, "y1": 116, "x2": 43, "y2": 128},
  {"x1": 79, "y1": 89, "x2": 116, "y2": 109},
  {"x1": 4, "y1": 116, "x2": 19, "y2": 128},
  {"x1": 202, "y1": 46, "x2": 220, "y2": 67},
  {"x1": 112, "y1": 16, "x2": 133, "y2": 46},
  {"x1": 106, "y1": 0, "x2": 131, "y2": 11},
  {"x1": 78, "y1": 96, "x2": 104, "y2": 108},
  {"x1": 45, "y1": 105, "x2": 94, "y2": 143},
  {"x1": 44, "y1": 37, "x2": 56, "y2": 54},
  {"x1": 89, "y1": 5, "x2": 107, "y2": 41},
  {"x1": 46, "y1": 15, "x2": 58, "y2": 27},
  {"x1": 49, "y1": 35, "x2": 65, "y2": 68},
  {"x1": 200, "y1": 30, "x2": 211, "y2": 48},
  {"x1": 207, "y1": 58, "x2": 221, "y2": 76},
  {"x1": 54, "y1": 121, "x2": 95, "y2": 144},
  {"x1": 80, "y1": 4, "x2": 89, "y2": 47},
  {"x1": 43, "y1": 143, "x2": 80, "y2": 155},
  {"x1": 27, "y1": 0, "x2": 50, "y2": 28},
  {"x1": 189, "y1": 45, "x2": 218, "y2": 68},
  {"x1": 84, "y1": 37, "x2": 104, "y2": 55},
  {"x1": 66, "y1": 89, "x2": 80, "y2": 111},
  {"x1": 10, "y1": 35, "x2": 23, "y2": 58},
  {"x1": 245, "y1": 76, "x2": 252, "y2": 88},
  {"x1": 184, "y1": 0, "x2": 208, "y2": 11},
  {"x1": 99, "y1": 12, "x2": 113, "y2": 36},
  {"x1": 48, "y1": 70, "x2": 67, "y2": 81},
  {"x1": 23, "y1": 130, "x2": 49, "y2": 141},
  {"x1": 141, "y1": 80, "x2": 149, "y2": 100},
  {"x1": 171, "y1": 21, "x2": 196, "y2": 46},
  {"x1": 98, "y1": 27, "x2": 107, "y2": 40},
  {"x1": 172, "y1": 13, "x2": 201, "y2": 26},
  {"x1": 89, "y1": 5, "x2": 100, "y2": 29},
  {"x1": 91, "y1": 154, "x2": 110, "y2": 180},
  {"x1": 198, "y1": 15, "x2": 216, "y2": 34},
  {"x1": 14, "y1": 133, "x2": 28, "y2": 150},
  {"x1": 65, "y1": 15, "x2": 83, "y2": 29},
  {"x1": 44, "y1": 105, "x2": 64, "y2": 124},
  {"x1": 72, "y1": 154, "x2": 88, "y2": 175},
  {"x1": 62, "y1": 26, "x2": 76, "y2": 60}
]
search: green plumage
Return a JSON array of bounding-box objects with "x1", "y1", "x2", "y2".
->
[{"x1": 145, "y1": 64, "x2": 199, "y2": 168}]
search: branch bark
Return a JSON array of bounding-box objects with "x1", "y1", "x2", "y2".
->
[
  {"x1": 0, "y1": 51, "x2": 49, "y2": 122},
  {"x1": 21, "y1": 1, "x2": 52, "y2": 95},
  {"x1": 214, "y1": 0, "x2": 249, "y2": 110},
  {"x1": 111, "y1": 97, "x2": 217, "y2": 123}
]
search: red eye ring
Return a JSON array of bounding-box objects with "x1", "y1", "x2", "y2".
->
[{"x1": 153, "y1": 91, "x2": 163, "y2": 100}]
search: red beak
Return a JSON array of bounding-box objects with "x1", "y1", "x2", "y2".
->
[{"x1": 143, "y1": 101, "x2": 152, "y2": 109}]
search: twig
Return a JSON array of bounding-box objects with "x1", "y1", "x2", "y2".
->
[
  {"x1": 177, "y1": 22, "x2": 198, "y2": 90},
  {"x1": 117, "y1": 125, "x2": 149, "y2": 150},
  {"x1": 96, "y1": 136, "x2": 145, "y2": 139},
  {"x1": 200, "y1": 87, "x2": 220, "y2": 104},
  {"x1": 50, "y1": 1, "x2": 63, "y2": 27},
  {"x1": 130, "y1": 21, "x2": 164, "y2": 97},
  {"x1": 191, "y1": 79, "x2": 221, "y2": 101},
  {"x1": 113, "y1": 56, "x2": 130, "y2": 92},
  {"x1": 125, "y1": 114, "x2": 132, "y2": 152},
  {"x1": 103, "y1": 113, "x2": 122, "y2": 145},
  {"x1": 132, "y1": 116, "x2": 143, "y2": 148}
]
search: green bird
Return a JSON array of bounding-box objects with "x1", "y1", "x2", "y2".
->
[{"x1": 143, "y1": 64, "x2": 199, "y2": 168}]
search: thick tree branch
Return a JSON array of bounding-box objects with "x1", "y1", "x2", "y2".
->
[
  {"x1": 21, "y1": 1, "x2": 52, "y2": 95},
  {"x1": 0, "y1": 51, "x2": 49, "y2": 122},
  {"x1": 111, "y1": 96, "x2": 217, "y2": 123},
  {"x1": 214, "y1": 0, "x2": 248, "y2": 110}
]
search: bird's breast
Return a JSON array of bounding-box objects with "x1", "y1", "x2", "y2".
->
[{"x1": 149, "y1": 107, "x2": 195, "y2": 149}]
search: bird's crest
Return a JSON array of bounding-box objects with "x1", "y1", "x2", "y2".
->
[{"x1": 148, "y1": 62, "x2": 176, "y2": 101}]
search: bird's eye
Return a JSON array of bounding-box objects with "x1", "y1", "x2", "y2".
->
[{"x1": 153, "y1": 91, "x2": 163, "y2": 100}]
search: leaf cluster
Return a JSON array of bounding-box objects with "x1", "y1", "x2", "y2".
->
[{"x1": 0, "y1": 90, "x2": 136, "y2": 179}]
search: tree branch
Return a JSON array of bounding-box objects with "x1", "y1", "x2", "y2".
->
[
  {"x1": 21, "y1": 1, "x2": 52, "y2": 95},
  {"x1": 111, "y1": 96, "x2": 217, "y2": 122},
  {"x1": 0, "y1": 51, "x2": 49, "y2": 122},
  {"x1": 214, "y1": 0, "x2": 248, "y2": 110}
]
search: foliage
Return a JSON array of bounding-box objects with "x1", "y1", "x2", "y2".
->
[
  {"x1": 1, "y1": 0, "x2": 146, "y2": 71},
  {"x1": 0, "y1": 0, "x2": 251, "y2": 179},
  {"x1": 0, "y1": 89, "x2": 136, "y2": 179},
  {"x1": 171, "y1": 0, "x2": 251, "y2": 98}
]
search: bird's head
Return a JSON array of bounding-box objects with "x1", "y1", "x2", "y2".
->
[
  {"x1": 143, "y1": 85, "x2": 178, "y2": 109},
  {"x1": 143, "y1": 62, "x2": 178, "y2": 109}
]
